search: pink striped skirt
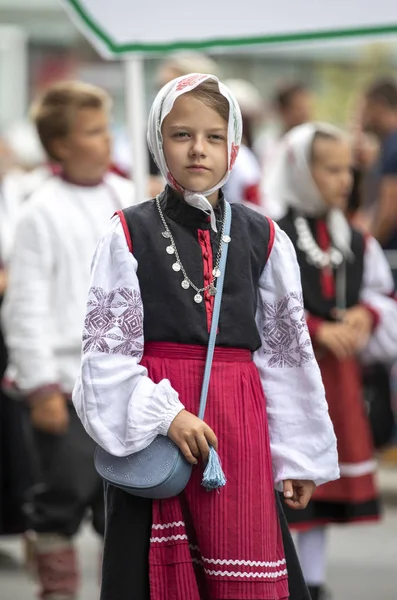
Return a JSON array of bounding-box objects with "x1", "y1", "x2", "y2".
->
[{"x1": 141, "y1": 342, "x2": 288, "y2": 600}]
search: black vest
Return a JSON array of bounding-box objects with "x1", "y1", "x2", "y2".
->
[
  {"x1": 122, "y1": 187, "x2": 271, "y2": 351},
  {"x1": 278, "y1": 210, "x2": 365, "y2": 320}
]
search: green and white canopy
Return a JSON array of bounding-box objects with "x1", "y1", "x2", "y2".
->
[{"x1": 61, "y1": 0, "x2": 397, "y2": 58}]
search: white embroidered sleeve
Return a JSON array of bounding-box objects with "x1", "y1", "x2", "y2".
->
[
  {"x1": 254, "y1": 223, "x2": 339, "y2": 489},
  {"x1": 359, "y1": 236, "x2": 397, "y2": 364},
  {"x1": 72, "y1": 216, "x2": 185, "y2": 457}
]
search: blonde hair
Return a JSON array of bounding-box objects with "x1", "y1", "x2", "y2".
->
[
  {"x1": 31, "y1": 81, "x2": 111, "y2": 161},
  {"x1": 187, "y1": 79, "x2": 229, "y2": 123}
]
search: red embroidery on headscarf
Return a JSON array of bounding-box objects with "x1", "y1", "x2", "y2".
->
[
  {"x1": 176, "y1": 74, "x2": 207, "y2": 91},
  {"x1": 230, "y1": 143, "x2": 239, "y2": 169}
]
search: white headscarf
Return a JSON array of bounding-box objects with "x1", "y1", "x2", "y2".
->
[
  {"x1": 266, "y1": 122, "x2": 352, "y2": 257},
  {"x1": 147, "y1": 73, "x2": 242, "y2": 232}
]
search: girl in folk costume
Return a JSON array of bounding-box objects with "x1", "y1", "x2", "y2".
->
[
  {"x1": 73, "y1": 75, "x2": 339, "y2": 600},
  {"x1": 271, "y1": 122, "x2": 397, "y2": 600}
]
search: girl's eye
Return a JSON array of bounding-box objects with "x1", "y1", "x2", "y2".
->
[
  {"x1": 173, "y1": 132, "x2": 189, "y2": 138},
  {"x1": 209, "y1": 135, "x2": 224, "y2": 141}
]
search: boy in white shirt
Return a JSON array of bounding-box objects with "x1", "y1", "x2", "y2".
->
[{"x1": 2, "y1": 81, "x2": 134, "y2": 600}]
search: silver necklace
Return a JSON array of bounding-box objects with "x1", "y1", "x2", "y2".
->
[
  {"x1": 294, "y1": 216, "x2": 343, "y2": 269},
  {"x1": 156, "y1": 195, "x2": 230, "y2": 304}
]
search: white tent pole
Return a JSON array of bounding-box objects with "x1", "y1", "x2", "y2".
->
[{"x1": 125, "y1": 56, "x2": 148, "y2": 203}]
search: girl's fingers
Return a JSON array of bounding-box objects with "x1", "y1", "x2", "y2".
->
[
  {"x1": 204, "y1": 426, "x2": 218, "y2": 451},
  {"x1": 196, "y1": 433, "x2": 211, "y2": 463},
  {"x1": 283, "y1": 480, "x2": 294, "y2": 500},
  {"x1": 284, "y1": 497, "x2": 302, "y2": 510},
  {"x1": 187, "y1": 436, "x2": 201, "y2": 459},
  {"x1": 178, "y1": 441, "x2": 198, "y2": 465}
]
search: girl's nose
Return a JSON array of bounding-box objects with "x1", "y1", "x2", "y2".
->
[{"x1": 190, "y1": 136, "x2": 205, "y2": 156}]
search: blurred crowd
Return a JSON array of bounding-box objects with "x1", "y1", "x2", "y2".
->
[{"x1": 1, "y1": 51, "x2": 397, "y2": 600}]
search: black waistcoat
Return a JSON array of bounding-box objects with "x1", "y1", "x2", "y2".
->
[
  {"x1": 122, "y1": 187, "x2": 270, "y2": 351},
  {"x1": 278, "y1": 211, "x2": 365, "y2": 320}
]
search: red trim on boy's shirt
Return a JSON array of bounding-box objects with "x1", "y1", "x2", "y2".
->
[
  {"x1": 60, "y1": 172, "x2": 104, "y2": 187},
  {"x1": 266, "y1": 217, "x2": 275, "y2": 259},
  {"x1": 26, "y1": 383, "x2": 63, "y2": 405},
  {"x1": 2, "y1": 378, "x2": 73, "y2": 405},
  {"x1": 115, "y1": 210, "x2": 133, "y2": 253},
  {"x1": 197, "y1": 229, "x2": 215, "y2": 333},
  {"x1": 316, "y1": 220, "x2": 335, "y2": 299},
  {"x1": 363, "y1": 232, "x2": 371, "y2": 249}
]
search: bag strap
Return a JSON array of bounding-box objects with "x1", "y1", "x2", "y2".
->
[{"x1": 198, "y1": 200, "x2": 232, "y2": 420}]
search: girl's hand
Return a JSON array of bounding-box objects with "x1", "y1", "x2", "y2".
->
[
  {"x1": 342, "y1": 305, "x2": 374, "y2": 342},
  {"x1": 168, "y1": 409, "x2": 218, "y2": 465},
  {"x1": 315, "y1": 321, "x2": 359, "y2": 359},
  {"x1": 283, "y1": 480, "x2": 316, "y2": 510}
]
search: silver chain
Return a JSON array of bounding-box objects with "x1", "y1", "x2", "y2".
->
[{"x1": 155, "y1": 195, "x2": 229, "y2": 303}]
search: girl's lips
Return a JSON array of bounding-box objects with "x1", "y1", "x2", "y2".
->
[{"x1": 187, "y1": 165, "x2": 209, "y2": 171}]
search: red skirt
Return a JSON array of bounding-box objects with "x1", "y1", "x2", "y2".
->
[
  {"x1": 314, "y1": 354, "x2": 377, "y2": 505},
  {"x1": 141, "y1": 342, "x2": 288, "y2": 600},
  {"x1": 285, "y1": 353, "x2": 380, "y2": 531}
]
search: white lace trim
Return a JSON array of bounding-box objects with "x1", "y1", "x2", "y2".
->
[
  {"x1": 192, "y1": 559, "x2": 288, "y2": 578},
  {"x1": 150, "y1": 534, "x2": 188, "y2": 543},
  {"x1": 151, "y1": 521, "x2": 185, "y2": 530},
  {"x1": 189, "y1": 545, "x2": 286, "y2": 568}
]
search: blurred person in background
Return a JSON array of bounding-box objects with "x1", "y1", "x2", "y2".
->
[
  {"x1": 346, "y1": 129, "x2": 379, "y2": 229},
  {"x1": 272, "y1": 122, "x2": 397, "y2": 600},
  {"x1": 148, "y1": 52, "x2": 220, "y2": 197},
  {"x1": 259, "y1": 82, "x2": 315, "y2": 218},
  {"x1": 1, "y1": 81, "x2": 134, "y2": 600},
  {"x1": 222, "y1": 78, "x2": 264, "y2": 207},
  {"x1": 0, "y1": 136, "x2": 33, "y2": 541},
  {"x1": 362, "y1": 78, "x2": 397, "y2": 255},
  {"x1": 361, "y1": 78, "x2": 397, "y2": 464}
]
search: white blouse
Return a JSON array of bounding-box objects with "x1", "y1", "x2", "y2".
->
[{"x1": 73, "y1": 216, "x2": 340, "y2": 489}]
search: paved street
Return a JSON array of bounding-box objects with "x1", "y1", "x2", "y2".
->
[{"x1": 1, "y1": 507, "x2": 396, "y2": 599}]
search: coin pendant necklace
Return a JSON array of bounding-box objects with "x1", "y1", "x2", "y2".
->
[{"x1": 156, "y1": 195, "x2": 230, "y2": 304}]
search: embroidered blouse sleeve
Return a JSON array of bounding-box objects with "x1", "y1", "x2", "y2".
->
[
  {"x1": 72, "y1": 216, "x2": 185, "y2": 457},
  {"x1": 359, "y1": 236, "x2": 397, "y2": 364},
  {"x1": 254, "y1": 223, "x2": 339, "y2": 489}
]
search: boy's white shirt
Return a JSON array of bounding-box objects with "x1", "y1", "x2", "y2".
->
[
  {"x1": 72, "y1": 215, "x2": 347, "y2": 488},
  {"x1": 1, "y1": 173, "x2": 135, "y2": 396}
]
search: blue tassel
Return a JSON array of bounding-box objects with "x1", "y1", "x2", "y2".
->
[{"x1": 201, "y1": 446, "x2": 227, "y2": 491}]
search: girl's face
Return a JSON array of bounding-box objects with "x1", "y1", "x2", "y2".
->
[
  {"x1": 311, "y1": 137, "x2": 353, "y2": 210},
  {"x1": 162, "y1": 94, "x2": 228, "y2": 202}
]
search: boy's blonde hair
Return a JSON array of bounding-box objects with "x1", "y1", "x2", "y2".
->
[{"x1": 31, "y1": 81, "x2": 111, "y2": 161}]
